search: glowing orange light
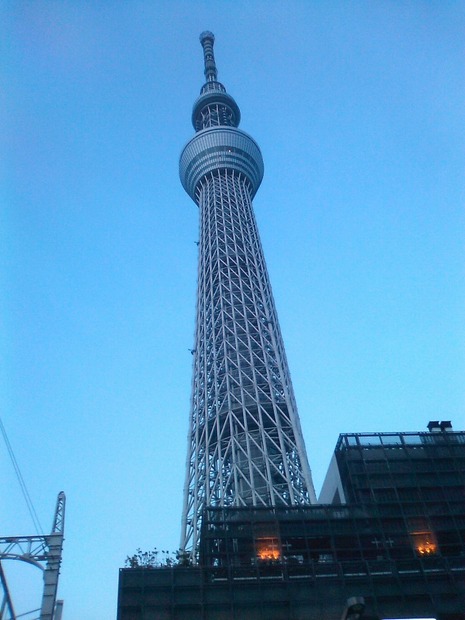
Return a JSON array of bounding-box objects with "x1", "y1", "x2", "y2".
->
[
  {"x1": 258, "y1": 547, "x2": 281, "y2": 560},
  {"x1": 416, "y1": 541, "x2": 437, "y2": 555},
  {"x1": 411, "y1": 531, "x2": 437, "y2": 556},
  {"x1": 256, "y1": 537, "x2": 281, "y2": 561}
]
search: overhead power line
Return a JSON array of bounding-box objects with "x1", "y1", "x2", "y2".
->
[{"x1": 0, "y1": 416, "x2": 43, "y2": 535}]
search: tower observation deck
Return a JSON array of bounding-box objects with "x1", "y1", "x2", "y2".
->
[{"x1": 179, "y1": 32, "x2": 316, "y2": 559}]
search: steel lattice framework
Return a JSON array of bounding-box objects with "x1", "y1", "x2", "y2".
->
[
  {"x1": 179, "y1": 33, "x2": 316, "y2": 559},
  {"x1": 0, "y1": 491, "x2": 65, "y2": 620}
]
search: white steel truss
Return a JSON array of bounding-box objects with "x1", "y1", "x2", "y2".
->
[{"x1": 179, "y1": 32, "x2": 316, "y2": 560}]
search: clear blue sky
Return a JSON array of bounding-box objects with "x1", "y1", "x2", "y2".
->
[{"x1": 2, "y1": 2, "x2": 464, "y2": 618}]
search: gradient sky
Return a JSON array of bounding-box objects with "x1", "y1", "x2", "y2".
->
[{"x1": 2, "y1": 2, "x2": 464, "y2": 618}]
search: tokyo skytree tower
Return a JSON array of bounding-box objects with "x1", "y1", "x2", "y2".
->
[{"x1": 179, "y1": 32, "x2": 316, "y2": 558}]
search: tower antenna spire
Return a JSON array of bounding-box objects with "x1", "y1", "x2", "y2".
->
[{"x1": 199, "y1": 31, "x2": 218, "y2": 82}]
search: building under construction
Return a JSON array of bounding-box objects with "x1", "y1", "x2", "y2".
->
[{"x1": 118, "y1": 425, "x2": 465, "y2": 619}]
